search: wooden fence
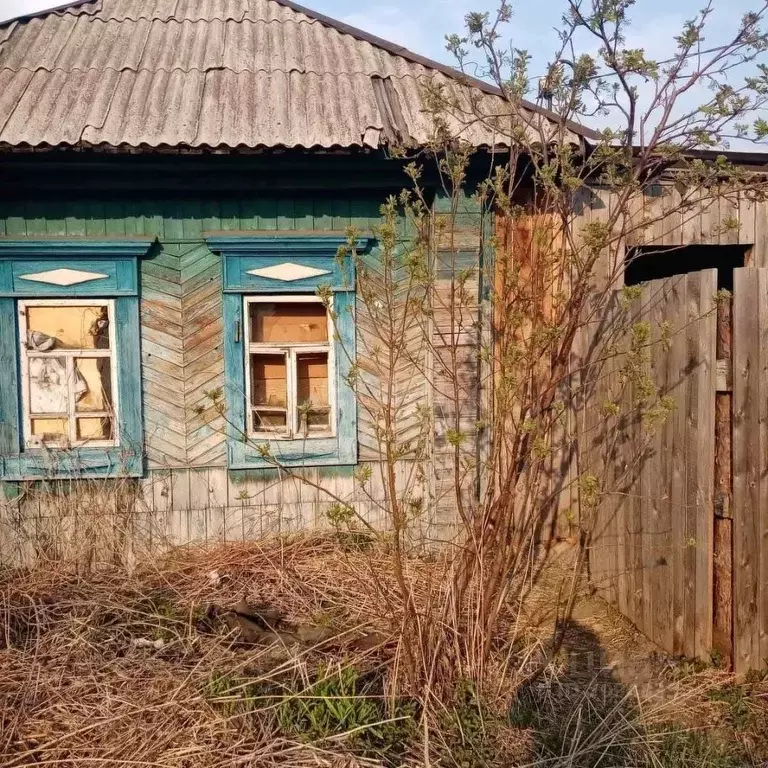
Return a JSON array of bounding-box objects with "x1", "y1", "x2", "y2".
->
[{"x1": 588, "y1": 266, "x2": 768, "y2": 673}]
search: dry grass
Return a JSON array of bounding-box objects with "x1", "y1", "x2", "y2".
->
[
  {"x1": 1, "y1": 535, "x2": 767, "y2": 767},
  {"x1": 0, "y1": 536, "x2": 413, "y2": 767}
]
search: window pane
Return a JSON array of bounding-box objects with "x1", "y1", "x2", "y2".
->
[
  {"x1": 250, "y1": 353, "x2": 288, "y2": 434},
  {"x1": 249, "y1": 301, "x2": 328, "y2": 344},
  {"x1": 75, "y1": 358, "x2": 113, "y2": 413},
  {"x1": 26, "y1": 305, "x2": 110, "y2": 350},
  {"x1": 76, "y1": 417, "x2": 113, "y2": 442},
  {"x1": 251, "y1": 353, "x2": 287, "y2": 407},
  {"x1": 253, "y1": 410, "x2": 288, "y2": 432},
  {"x1": 296, "y1": 352, "x2": 330, "y2": 434},
  {"x1": 30, "y1": 418, "x2": 68, "y2": 444},
  {"x1": 28, "y1": 356, "x2": 68, "y2": 414}
]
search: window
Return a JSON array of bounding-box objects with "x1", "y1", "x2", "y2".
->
[
  {"x1": 245, "y1": 296, "x2": 334, "y2": 439},
  {"x1": 19, "y1": 300, "x2": 118, "y2": 449},
  {"x1": 0, "y1": 240, "x2": 148, "y2": 480},
  {"x1": 209, "y1": 234, "x2": 369, "y2": 469}
]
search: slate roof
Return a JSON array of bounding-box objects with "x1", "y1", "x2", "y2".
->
[{"x1": 0, "y1": 0, "x2": 597, "y2": 151}]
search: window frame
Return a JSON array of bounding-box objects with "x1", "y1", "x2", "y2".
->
[
  {"x1": 209, "y1": 234, "x2": 369, "y2": 470},
  {"x1": 244, "y1": 294, "x2": 336, "y2": 441},
  {"x1": 0, "y1": 240, "x2": 149, "y2": 480},
  {"x1": 18, "y1": 298, "x2": 120, "y2": 450}
]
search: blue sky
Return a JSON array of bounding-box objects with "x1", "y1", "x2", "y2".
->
[{"x1": 1, "y1": 0, "x2": 765, "y2": 148}]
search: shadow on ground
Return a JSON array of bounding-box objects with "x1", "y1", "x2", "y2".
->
[{"x1": 510, "y1": 618, "x2": 652, "y2": 766}]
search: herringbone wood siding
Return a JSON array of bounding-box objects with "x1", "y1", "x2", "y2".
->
[
  {"x1": 0, "y1": 192, "x2": 486, "y2": 544},
  {"x1": 141, "y1": 243, "x2": 226, "y2": 467},
  {"x1": 356, "y1": 246, "x2": 430, "y2": 462}
]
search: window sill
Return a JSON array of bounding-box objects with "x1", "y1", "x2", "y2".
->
[
  {"x1": 1, "y1": 447, "x2": 142, "y2": 481},
  {"x1": 227, "y1": 436, "x2": 357, "y2": 470}
]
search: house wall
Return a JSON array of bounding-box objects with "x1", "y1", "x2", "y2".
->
[
  {"x1": 583, "y1": 183, "x2": 768, "y2": 283},
  {"x1": 0, "y1": 157, "x2": 488, "y2": 562}
]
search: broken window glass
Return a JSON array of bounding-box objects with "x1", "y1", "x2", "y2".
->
[{"x1": 20, "y1": 302, "x2": 115, "y2": 448}]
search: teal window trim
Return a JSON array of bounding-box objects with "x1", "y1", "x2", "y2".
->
[
  {"x1": 0, "y1": 240, "x2": 151, "y2": 480},
  {"x1": 209, "y1": 235, "x2": 368, "y2": 470}
]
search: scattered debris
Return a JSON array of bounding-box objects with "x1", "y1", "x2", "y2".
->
[
  {"x1": 214, "y1": 599, "x2": 339, "y2": 648},
  {"x1": 131, "y1": 637, "x2": 165, "y2": 650}
]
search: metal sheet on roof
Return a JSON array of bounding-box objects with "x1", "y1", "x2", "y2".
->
[{"x1": 0, "y1": 0, "x2": 567, "y2": 150}]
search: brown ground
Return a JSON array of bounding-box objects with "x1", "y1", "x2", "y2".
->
[{"x1": 0, "y1": 535, "x2": 766, "y2": 767}]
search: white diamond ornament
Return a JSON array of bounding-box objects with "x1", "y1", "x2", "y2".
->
[
  {"x1": 246, "y1": 263, "x2": 331, "y2": 282},
  {"x1": 19, "y1": 268, "x2": 109, "y2": 286}
]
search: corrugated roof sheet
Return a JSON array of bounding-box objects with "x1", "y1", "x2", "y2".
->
[{"x1": 0, "y1": 0, "x2": 594, "y2": 150}]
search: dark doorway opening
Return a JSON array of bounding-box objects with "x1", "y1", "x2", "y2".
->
[{"x1": 625, "y1": 244, "x2": 751, "y2": 291}]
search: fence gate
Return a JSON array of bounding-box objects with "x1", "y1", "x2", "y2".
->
[
  {"x1": 588, "y1": 266, "x2": 768, "y2": 673},
  {"x1": 587, "y1": 269, "x2": 717, "y2": 661}
]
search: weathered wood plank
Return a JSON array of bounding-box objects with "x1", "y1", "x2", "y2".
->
[
  {"x1": 712, "y1": 284, "x2": 733, "y2": 667},
  {"x1": 753, "y1": 199, "x2": 768, "y2": 268},
  {"x1": 655, "y1": 277, "x2": 680, "y2": 653},
  {"x1": 692, "y1": 270, "x2": 716, "y2": 657},
  {"x1": 626, "y1": 293, "x2": 643, "y2": 631},
  {"x1": 669, "y1": 275, "x2": 688, "y2": 655},
  {"x1": 683, "y1": 273, "x2": 702, "y2": 658},
  {"x1": 641, "y1": 281, "x2": 662, "y2": 643},
  {"x1": 733, "y1": 267, "x2": 761, "y2": 672},
  {"x1": 758, "y1": 269, "x2": 768, "y2": 673}
]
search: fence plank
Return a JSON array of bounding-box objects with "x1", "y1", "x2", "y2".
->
[
  {"x1": 627, "y1": 294, "x2": 643, "y2": 633},
  {"x1": 733, "y1": 267, "x2": 761, "y2": 672},
  {"x1": 647, "y1": 279, "x2": 667, "y2": 649},
  {"x1": 757, "y1": 271, "x2": 768, "y2": 671},
  {"x1": 669, "y1": 275, "x2": 689, "y2": 655},
  {"x1": 683, "y1": 275, "x2": 701, "y2": 657},
  {"x1": 691, "y1": 271, "x2": 716, "y2": 657}
]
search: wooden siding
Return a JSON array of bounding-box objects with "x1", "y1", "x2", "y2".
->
[
  {"x1": 494, "y1": 207, "x2": 580, "y2": 540},
  {"x1": 619, "y1": 185, "x2": 768, "y2": 258},
  {"x1": 355, "y1": 243, "x2": 431, "y2": 463},
  {"x1": 0, "y1": 196, "x2": 383, "y2": 471},
  {"x1": 0, "y1": 198, "x2": 382, "y2": 241},
  {"x1": 432, "y1": 192, "x2": 485, "y2": 524},
  {"x1": 0, "y1": 461, "x2": 450, "y2": 566},
  {"x1": 142, "y1": 242, "x2": 225, "y2": 467},
  {"x1": 0, "y1": 190, "x2": 486, "y2": 559}
]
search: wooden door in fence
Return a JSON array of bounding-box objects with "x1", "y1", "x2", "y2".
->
[
  {"x1": 732, "y1": 267, "x2": 768, "y2": 674},
  {"x1": 587, "y1": 269, "x2": 717, "y2": 660}
]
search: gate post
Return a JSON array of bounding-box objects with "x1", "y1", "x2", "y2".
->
[{"x1": 713, "y1": 294, "x2": 733, "y2": 666}]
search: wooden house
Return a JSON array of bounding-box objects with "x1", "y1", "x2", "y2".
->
[
  {"x1": 0, "y1": 0, "x2": 596, "y2": 550},
  {"x1": 4, "y1": 0, "x2": 768, "y2": 674}
]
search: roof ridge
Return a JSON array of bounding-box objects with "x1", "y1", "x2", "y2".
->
[{"x1": 6, "y1": 16, "x2": 324, "y2": 26}]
